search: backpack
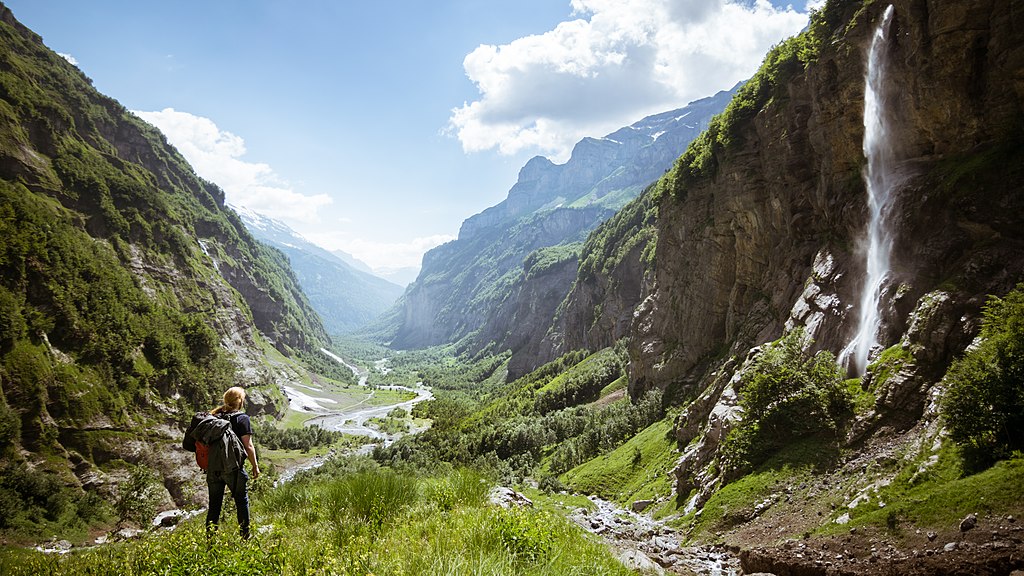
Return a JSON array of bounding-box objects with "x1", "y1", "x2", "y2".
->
[{"x1": 187, "y1": 412, "x2": 246, "y2": 473}]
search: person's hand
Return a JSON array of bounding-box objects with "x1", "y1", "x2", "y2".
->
[{"x1": 252, "y1": 465, "x2": 261, "y2": 480}]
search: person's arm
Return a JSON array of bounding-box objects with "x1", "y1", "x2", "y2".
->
[{"x1": 240, "y1": 434, "x2": 260, "y2": 479}]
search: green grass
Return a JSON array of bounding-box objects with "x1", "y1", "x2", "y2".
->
[
  {"x1": 684, "y1": 434, "x2": 840, "y2": 539},
  {"x1": 561, "y1": 416, "x2": 677, "y2": 505},
  {"x1": 835, "y1": 447, "x2": 1024, "y2": 534},
  {"x1": 0, "y1": 466, "x2": 635, "y2": 575},
  {"x1": 845, "y1": 377, "x2": 874, "y2": 415},
  {"x1": 598, "y1": 375, "x2": 628, "y2": 399}
]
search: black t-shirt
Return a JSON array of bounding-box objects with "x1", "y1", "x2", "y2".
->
[{"x1": 226, "y1": 411, "x2": 253, "y2": 439}]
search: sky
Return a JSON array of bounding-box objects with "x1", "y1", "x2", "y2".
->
[{"x1": 6, "y1": 0, "x2": 821, "y2": 274}]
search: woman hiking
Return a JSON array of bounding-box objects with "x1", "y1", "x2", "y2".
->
[{"x1": 184, "y1": 386, "x2": 261, "y2": 539}]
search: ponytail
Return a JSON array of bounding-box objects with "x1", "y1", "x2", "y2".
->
[{"x1": 211, "y1": 386, "x2": 246, "y2": 415}]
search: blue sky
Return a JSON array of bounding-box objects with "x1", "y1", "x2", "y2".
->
[{"x1": 7, "y1": 1, "x2": 819, "y2": 273}]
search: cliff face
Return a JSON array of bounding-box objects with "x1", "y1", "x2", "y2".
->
[
  {"x1": 393, "y1": 207, "x2": 610, "y2": 350},
  {"x1": 611, "y1": 0, "x2": 1024, "y2": 509},
  {"x1": 391, "y1": 90, "x2": 734, "y2": 358},
  {"x1": 630, "y1": 0, "x2": 1024, "y2": 401},
  {"x1": 533, "y1": 190, "x2": 659, "y2": 372}
]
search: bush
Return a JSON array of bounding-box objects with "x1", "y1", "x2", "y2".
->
[
  {"x1": 942, "y1": 284, "x2": 1024, "y2": 470},
  {"x1": 493, "y1": 507, "x2": 555, "y2": 564},
  {"x1": 115, "y1": 465, "x2": 160, "y2": 527},
  {"x1": 722, "y1": 329, "x2": 850, "y2": 477}
]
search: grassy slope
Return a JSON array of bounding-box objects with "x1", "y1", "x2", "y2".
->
[
  {"x1": 0, "y1": 467, "x2": 635, "y2": 576},
  {"x1": 561, "y1": 416, "x2": 677, "y2": 505}
]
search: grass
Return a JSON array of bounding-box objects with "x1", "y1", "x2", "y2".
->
[
  {"x1": 683, "y1": 434, "x2": 841, "y2": 540},
  {"x1": 832, "y1": 446, "x2": 1024, "y2": 534},
  {"x1": 0, "y1": 465, "x2": 635, "y2": 575},
  {"x1": 598, "y1": 375, "x2": 628, "y2": 399},
  {"x1": 560, "y1": 416, "x2": 677, "y2": 506}
]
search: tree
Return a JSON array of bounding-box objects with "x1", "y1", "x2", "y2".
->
[{"x1": 942, "y1": 284, "x2": 1024, "y2": 470}]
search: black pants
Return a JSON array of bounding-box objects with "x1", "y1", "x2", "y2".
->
[{"x1": 206, "y1": 467, "x2": 250, "y2": 538}]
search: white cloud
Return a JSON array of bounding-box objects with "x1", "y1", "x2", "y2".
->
[
  {"x1": 305, "y1": 232, "x2": 456, "y2": 272},
  {"x1": 58, "y1": 52, "x2": 78, "y2": 66},
  {"x1": 133, "y1": 108, "x2": 331, "y2": 223},
  {"x1": 448, "y1": 0, "x2": 809, "y2": 160}
]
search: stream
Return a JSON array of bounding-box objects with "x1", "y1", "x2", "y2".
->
[{"x1": 571, "y1": 495, "x2": 740, "y2": 576}]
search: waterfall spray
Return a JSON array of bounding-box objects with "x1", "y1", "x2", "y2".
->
[{"x1": 843, "y1": 5, "x2": 896, "y2": 375}]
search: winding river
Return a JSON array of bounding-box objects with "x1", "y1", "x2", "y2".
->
[{"x1": 275, "y1": 350, "x2": 433, "y2": 482}]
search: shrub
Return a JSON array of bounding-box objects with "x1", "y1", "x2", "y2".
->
[
  {"x1": 115, "y1": 465, "x2": 160, "y2": 527},
  {"x1": 722, "y1": 329, "x2": 850, "y2": 477},
  {"x1": 942, "y1": 284, "x2": 1024, "y2": 470},
  {"x1": 493, "y1": 507, "x2": 555, "y2": 564}
]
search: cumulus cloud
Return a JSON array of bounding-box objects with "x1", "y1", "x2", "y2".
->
[
  {"x1": 58, "y1": 52, "x2": 78, "y2": 66},
  {"x1": 133, "y1": 108, "x2": 331, "y2": 223},
  {"x1": 448, "y1": 0, "x2": 809, "y2": 160}
]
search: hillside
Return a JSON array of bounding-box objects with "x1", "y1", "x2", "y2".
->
[
  {"x1": 236, "y1": 207, "x2": 404, "y2": 335},
  {"x1": 0, "y1": 2, "x2": 333, "y2": 536}
]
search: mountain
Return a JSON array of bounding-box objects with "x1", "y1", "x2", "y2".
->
[
  {"x1": 330, "y1": 248, "x2": 375, "y2": 275},
  {"x1": 386, "y1": 87, "x2": 737, "y2": 358},
  {"x1": 0, "y1": 2, "x2": 332, "y2": 527},
  {"x1": 235, "y1": 207, "x2": 405, "y2": 334}
]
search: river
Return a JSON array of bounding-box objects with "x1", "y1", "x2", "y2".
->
[{"x1": 274, "y1": 350, "x2": 433, "y2": 482}]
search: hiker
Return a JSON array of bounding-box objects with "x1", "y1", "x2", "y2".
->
[{"x1": 183, "y1": 386, "x2": 261, "y2": 538}]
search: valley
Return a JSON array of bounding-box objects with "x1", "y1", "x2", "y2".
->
[{"x1": 1, "y1": 0, "x2": 1023, "y2": 574}]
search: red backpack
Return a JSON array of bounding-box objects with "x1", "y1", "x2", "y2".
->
[{"x1": 195, "y1": 439, "x2": 211, "y2": 470}]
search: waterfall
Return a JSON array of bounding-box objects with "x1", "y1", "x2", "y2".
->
[{"x1": 842, "y1": 5, "x2": 896, "y2": 375}]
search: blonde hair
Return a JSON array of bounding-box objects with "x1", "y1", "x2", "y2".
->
[{"x1": 212, "y1": 386, "x2": 246, "y2": 414}]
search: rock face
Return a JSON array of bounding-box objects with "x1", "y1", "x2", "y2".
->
[
  {"x1": 543, "y1": 192, "x2": 658, "y2": 369},
  {"x1": 614, "y1": 0, "x2": 1024, "y2": 507},
  {"x1": 388, "y1": 90, "x2": 736, "y2": 358},
  {"x1": 630, "y1": 0, "x2": 1024, "y2": 400}
]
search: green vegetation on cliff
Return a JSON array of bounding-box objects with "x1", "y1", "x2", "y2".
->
[{"x1": 942, "y1": 284, "x2": 1024, "y2": 469}]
